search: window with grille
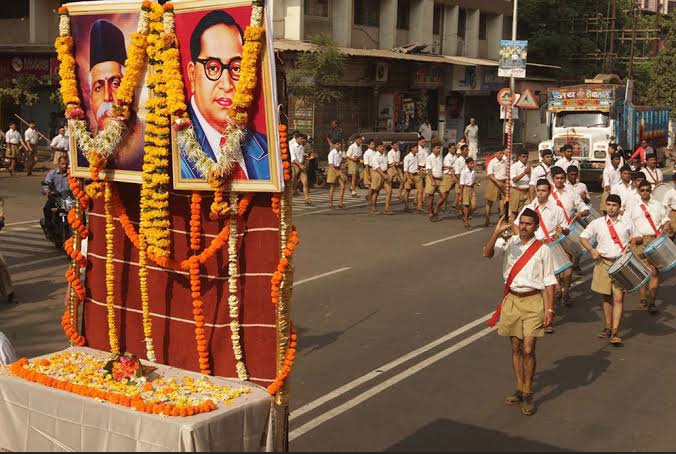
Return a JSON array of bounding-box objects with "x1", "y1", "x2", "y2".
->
[
  {"x1": 433, "y1": 3, "x2": 443, "y2": 35},
  {"x1": 479, "y1": 13, "x2": 486, "y2": 40},
  {"x1": 305, "y1": 0, "x2": 329, "y2": 17},
  {"x1": 397, "y1": 0, "x2": 410, "y2": 29},
  {"x1": 354, "y1": 0, "x2": 380, "y2": 26},
  {"x1": 0, "y1": 0, "x2": 29, "y2": 19}
]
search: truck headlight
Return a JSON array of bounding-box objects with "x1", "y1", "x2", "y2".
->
[{"x1": 594, "y1": 150, "x2": 606, "y2": 159}]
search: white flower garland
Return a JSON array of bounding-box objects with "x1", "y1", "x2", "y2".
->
[
  {"x1": 137, "y1": 8, "x2": 150, "y2": 34},
  {"x1": 59, "y1": 13, "x2": 70, "y2": 36},
  {"x1": 251, "y1": 3, "x2": 263, "y2": 27},
  {"x1": 71, "y1": 119, "x2": 126, "y2": 164},
  {"x1": 178, "y1": 125, "x2": 246, "y2": 178},
  {"x1": 228, "y1": 192, "x2": 248, "y2": 380},
  {"x1": 162, "y1": 8, "x2": 174, "y2": 34}
]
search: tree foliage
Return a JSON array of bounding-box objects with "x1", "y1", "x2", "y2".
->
[
  {"x1": 286, "y1": 33, "x2": 346, "y2": 107},
  {"x1": 645, "y1": 17, "x2": 676, "y2": 117},
  {"x1": 0, "y1": 74, "x2": 59, "y2": 107}
]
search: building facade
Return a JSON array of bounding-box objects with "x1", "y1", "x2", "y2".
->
[{"x1": 272, "y1": 0, "x2": 545, "y2": 154}]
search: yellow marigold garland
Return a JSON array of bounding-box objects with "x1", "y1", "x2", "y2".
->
[{"x1": 104, "y1": 182, "x2": 120, "y2": 355}]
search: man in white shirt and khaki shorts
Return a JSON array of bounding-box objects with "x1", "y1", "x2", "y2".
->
[{"x1": 326, "y1": 140, "x2": 346, "y2": 209}]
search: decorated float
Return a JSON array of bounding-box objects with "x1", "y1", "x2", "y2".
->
[{"x1": 0, "y1": 0, "x2": 296, "y2": 451}]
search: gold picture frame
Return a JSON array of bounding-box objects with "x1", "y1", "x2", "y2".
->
[{"x1": 170, "y1": 0, "x2": 283, "y2": 192}]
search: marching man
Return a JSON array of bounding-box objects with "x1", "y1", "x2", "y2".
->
[
  {"x1": 530, "y1": 149, "x2": 554, "y2": 199},
  {"x1": 554, "y1": 144, "x2": 580, "y2": 173},
  {"x1": 402, "y1": 144, "x2": 423, "y2": 213},
  {"x1": 386, "y1": 142, "x2": 404, "y2": 206},
  {"x1": 579, "y1": 194, "x2": 637, "y2": 345},
  {"x1": 485, "y1": 148, "x2": 508, "y2": 227},
  {"x1": 483, "y1": 210, "x2": 556, "y2": 416},
  {"x1": 509, "y1": 148, "x2": 531, "y2": 221},
  {"x1": 346, "y1": 135, "x2": 363, "y2": 198},
  {"x1": 602, "y1": 153, "x2": 623, "y2": 209},
  {"x1": 627, "y1": 180, "x2": 671, "y2": 312},
  {"x1": 566, "y1": 166, "x2": 590, "y2": 204},
  {"x1": 641, "y1": 153, "x2": 663, "y2": 189},
  {"x1": 326, "y1": 140, "x2": 346, "y2": 209},
  {"x1": 610, "y1": 165, "x2": 635, "y2": 213},
  {"x1": 425, "y1": 143, "x2": 444, "y2": 222}
]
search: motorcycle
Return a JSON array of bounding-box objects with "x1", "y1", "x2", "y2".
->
[{"x1": 41, "y1": 190, "x2": 77, "y2": 249}]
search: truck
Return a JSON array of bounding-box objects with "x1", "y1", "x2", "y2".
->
[{"x1": 538, "y1": 79, "x2": 670, "y2": 184}]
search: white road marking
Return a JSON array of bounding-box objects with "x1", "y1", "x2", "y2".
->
[
  {"x1": 421, "y1": 228, "x2": 486, "y2": 247},
  {"x1": 0, "y1": 242, "x2": 53, "y2": 253},
  {"x1": 4, "y1": 219, "x2": 41, "y2": 227},
  {"x1": 2, "y1": 250, "x2": 31, "y2": 259},
  {"x1": 290, "y1": 263, "x2": 596, "y2": 439},
  {"x1": 8, "y1": 255, "x2": 68, "y2": 270},
  {"x1": 7, "y1": 225, "x2": 42, "y2": 232},
  {"x1": 295, "y1": 203, "x2": 370, "y2": 217},
  {"x1": 294, "y1": 267, "x2": 351, "y2": 287}
]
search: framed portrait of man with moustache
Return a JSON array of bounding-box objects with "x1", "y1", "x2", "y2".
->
[
  {"x1": 171, "y1": 0, "x2": 283, "y2": 192},
  {"x1": 66, "y1": 1, "x2": 149, "y2": 183}
]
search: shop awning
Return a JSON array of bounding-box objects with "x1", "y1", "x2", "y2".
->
[{"x1": 273, "y1": 39, "x2": 498, "y2": 66}]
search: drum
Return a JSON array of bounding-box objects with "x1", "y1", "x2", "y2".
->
[
  {"x1": 547, "y1": 236, "x2": 573, "y2": 275},
  {"x1": 560, "y1": 222, "x2": 586, "y2": 258},
  {"x1": 652, "y1": 183, "x2": 672, "y2": 206},
  {"x1": 578, "y1": 207, "x2": 601, "y2": 229},
  {"x1": 608, "y1": 252, "x2": 651, "y2": 293},
  {"x1": 643, "y1": 235, "x2": 676, "y2": 273}
]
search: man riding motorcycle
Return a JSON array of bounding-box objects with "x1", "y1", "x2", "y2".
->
[{"x1": 41, "y1": 156, "x2": 70, "y2": 239}]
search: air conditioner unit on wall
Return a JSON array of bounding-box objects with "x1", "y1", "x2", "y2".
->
[{"x1": 375, "y1": 62, "x2": 388, "y2": 82}]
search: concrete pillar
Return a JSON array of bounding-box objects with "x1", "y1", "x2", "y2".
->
[
  {"x1": 30, "y1": 0, "x2": 51, "y2": 44},
  {"x1": 272, "y1": 0, "x2": 287, "y2": 39},
  {"x1": 284, "y1": 0, "x2": 304, "y2": 41},
  {"x1": 409, "y1": 0, "x2": 434, "y2": 46},
  {"x1": 486, "y1": 13, "x2": 503, "y2": 60},
  {"x1": 380, "y1": 0, "x2": 397, "y2": 50},
  {"x1": 332, "y1": 0, "x2": 353, "y2": 47},
  {"x1": 464, "y1": 8, "x2": 480, "y2": 58},
  {"x1": 441, "y1": 5, "x2": 459, "y2": 56}
]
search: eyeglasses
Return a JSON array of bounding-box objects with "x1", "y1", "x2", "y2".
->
[
  {"x1": 639, "y1": 188, "x2": 652, "y2": 193},
  {"x1": 195, "y1": 57, "x2": 242, "y2": 82}
]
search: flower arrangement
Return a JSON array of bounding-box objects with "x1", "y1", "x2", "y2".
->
[
  {"x1": 102, "y1": 352, "x2": 153, "y2": 384},
  {"x1": 228, "y1": 193, "x2": 248, "y2": 380},
  {"x1": 279, "y1": 124, "x2": 291, "y2": 182},
  {"x1": 270, "y1": 227, "x2": 299, "y2": 306},
  {"x1": 104, "y1": 182, "x2": 120, "y2": 355},
  {"x1": 8, "y1": 352, "x2": 251, "y2": 417},
  {"x1": 267, "y1": 323, "x2": 297, "y2": 395},
  {"x1": 271, "y1": 193, "x2": 281, "y2": 216}
]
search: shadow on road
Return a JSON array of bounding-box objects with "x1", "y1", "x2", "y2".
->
[
  {"x1": 296, "y1": 310, "x2": 378, "y2": 357},
  {"x1": 385, "y1": 418, "x2": 570, "y2": 452}
]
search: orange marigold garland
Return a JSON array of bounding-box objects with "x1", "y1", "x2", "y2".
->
[
  {"x1": 279, "y1": 124, "x2": 291, "y2": 182},
  {"x1": 267, "y1": 323, "x2": 297, "y2": 395},
  {"x1": 237, "y1": 193, "x2": 254, "y2": 216},
  {"x1": 271, "y1": 193, "x2": 281, "y2": 217},
  {"x1": 189, "y1": 193, "x2": 211, "y2": 375},
  {"x1": 270, "y1": 227, "x2": 299, "y2": 305},
  {"x1": 104, "y1": 182, "x2": 120, "y2": 355}
]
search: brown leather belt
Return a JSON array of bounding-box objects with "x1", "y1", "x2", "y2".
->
[
  {"x1": 512, "y1": 186, "x2": 529, "y2": 192},
  {"x1": 508, "y1": 289, "x2": 541, "y2": 298}
]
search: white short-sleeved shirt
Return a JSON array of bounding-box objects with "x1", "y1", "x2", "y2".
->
[
  {"x1": 494, "y1": 236, "x2": 558, "y2": 292},
  {"x1": 580, "y1": 215, "x2": 636, "y2": 260},
  {"x1": 443, "y1": 152, "x2": 457, "y2": 174},
  {"x1": 5, "y1": 129, "x2": 21, "y2": 144},
  {"x1": 550, "y1": 186, "x2": 589, "y2": 226},
  {"x1": 566, "y1": 181, "x2": 589, "y2": 200},
  {"x1": 464, "y1": 124, "x2": 479, "y2": 143},
  {"x1": 487, "y1": 156, "x2": 507, "y2": 180},
  {"x1": 363, "y1": 148, "x2": 377, "y2": 167},
  {"x1": 515, "y1": 199, "x2": 567, "y2": 241},
  {"x1": 387, "y1": 149, "x2": 401, "y2": 166},
  {"x1": 50, "y1": 134, "x2": 69, "y2": 150},
  {"x1": 664, "y1": 184, "x2": 676, "y2": 210},
  {"x1": 642, "y1": 167, "x2": 664, "y2": 188},
  {"x1": 372, "y1": 153, "x2": 388, "y2": 172},
  {"x1": 327, "y1": 148, "x2": 342, "y2": 167},
  {"x1": 510, "y1": 160, "x2": 530, "y2": 189},
  {"x1": 403, "y1": 152, "x2": 419, "y2": 174},
  {"x1": 459, "y1": 168, "x2": 476, "y2": 186},
  {"x1": 24, "y1": 127, "x2": 39, "y2": 145},
  {"x1": 347, "y1": 142, "x2": 363, "y2": 160},
  {"x1": 417, "y1": 148, "x2": 429, "y2": 167},
  {"x1": 425, "y1": 153, "x2": 444, "y2": 179},
  {"x1": 453, "y1": 156, "x2": 467, "y2": 176},
  {"x1": 554, "y1": 157, "x2": 580, "y2": 173},
  {"x1": 290, "y1": 142, "x2": 305, "y2": 164},
  {"x1": 627, "y1": 198, "x2": 670, "y2": 236},
  {"x1": 602, "y1": 164, "x2": 622, "y2": 188},
  {"x1": 610, "y1": 181, "x2": 636, "y2": 211},
  {"x1": 530, "y1": 163, "x2": 551, "y2": 186}
]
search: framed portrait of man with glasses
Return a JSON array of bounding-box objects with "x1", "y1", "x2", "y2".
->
[{"x1": 172, "y1": 0, "x2": 282, "y2": 192}]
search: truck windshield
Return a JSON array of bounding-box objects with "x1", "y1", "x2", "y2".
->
[{"x1": 555, "y1": 111, "x2": 609, "y2": 128}]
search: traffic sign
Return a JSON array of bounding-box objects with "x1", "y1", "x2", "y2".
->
[
  {"x1": 496, "y1": 88, "x2": 513, "y2": 106},
  {"x1": 514, "y1": 87, "x2": 539, "y2": 110}
]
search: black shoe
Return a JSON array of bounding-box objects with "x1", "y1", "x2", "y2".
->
[
  {"x1": 504, "y1": 390, "x2": 523, "y2": 406},
  {"x1": 521, "y1": 393, "x2": 537, "y2": 415}
]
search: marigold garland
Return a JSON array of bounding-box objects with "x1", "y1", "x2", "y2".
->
[
  {"x1": 238, "y1": 193, "x2": 254, "y2": 217},
  {"x1": 279, "y1": 124, "x2": 291, "y2": 182},
  {"x1": 271, "y1": 193, "x2": 281, "y2": 217},
  {"x1": 270, "y1": 227, "x2": 299, "y2": 306},
  {"x1": 266, "y1": 323, "x2": 297, "y2": 395},
  {"x1": 104, "y1": 182, "x2": 120, "y2": 355},
  {"x1": 228, "y1": 193, "x2": 248, "y2": 380}
]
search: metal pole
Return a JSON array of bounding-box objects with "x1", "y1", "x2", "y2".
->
[{"x1": 504, "y1": 0, "x2": 518, "y2": 219}]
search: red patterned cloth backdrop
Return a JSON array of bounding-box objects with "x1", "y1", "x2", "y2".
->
[{"x1": 82, "y1": 183, "x2": 279, "y2": 387}]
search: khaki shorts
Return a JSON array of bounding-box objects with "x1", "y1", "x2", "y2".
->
[
  {"x1": 425, "y1": 177, "x2": 443, "y2": 195},
  {"x1": 347, "y1": 160, "x2": 359, "y2": 176},
  {"x1": 5, "y1": 143, "x2": 19, "y2": 159},
  {"x1": 462, "y1": 186, "x2": 476, "y2": 207},
  {"x1": 404, "y1": 173, "x2": 423, "y2": 191},
  {"x1": 292, "y1": 163, "x2": 306, "y2": 180},
  {"x1": 370, "y1": 171, "x2": 384, "y2": 191},
  {"x1": 591, "y1": 258, "x2": 624, "y2": 297},
  {"x1": 53, "y1": 150, "x2": 68, "y2": 165},
  {"x1": 364, "y1": 167, "x2": 372, "y2": 187},
  {"x1": 387, "y1": 166, "x2": 403, "y2": 183},
  {"x1": 327, "y1": 166, "x2": 345, "y2": 184},
  {"x1": 439, "y1": 174, "x2": 455, "y2": 193},
  {"x1": 509, "y1": 188, "x2": 530, "y2": 214},
  {"x1": 485, "y1": 179, "x2": 505, "y2": 202},
  {"x1": 497, "y1": 292, "x2": 545, "y2": 339}
]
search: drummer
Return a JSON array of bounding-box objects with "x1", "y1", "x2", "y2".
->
[
  {"x1": 550, "y1": 166, "x2": 590, "y2": 297},
  {"x1": 602, "y1": 153, "x2": 623, "y2": 209},
  {"x1": 530, "y1": 150, "x2": 554, "y2": 199},
  {"x1": 610, "y1": 165, "x2": 634, "y2": 213},
  {"x1": 579, "y1": 194, "x2": 638, "y2": 346},
  {"x1": 627, "y1": 180, "x2": 671, "y2": 313},
  {"x1": 513, "y1": 179, "x2": 568, "y2": 330},
  {"x1": 666, "y1": 173, "x2": 676, "y2": 238}
]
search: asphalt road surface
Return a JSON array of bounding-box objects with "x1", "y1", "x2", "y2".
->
[{"x1": 1, "y1": 167, "x2": 676, "y2": 452}]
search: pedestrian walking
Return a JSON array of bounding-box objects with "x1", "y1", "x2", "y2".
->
[
  {"x1": 460, "y1": 157, "x2": 477, "y2": 229},
  {"x1": 290, "y1": 133, "x2": 312, "y2": 206},
  {"x1": 402, "y1": 144, "x2": 422, "y2": 213},
  {"x1": 326, "y1": 120, "x2": 343, "y2": 149},
  {"x1": 580, "y1": 194, "x2": 637, "y2": 345},
  {"x1": 509, "y1": 148, "x2": 531, "y2": 221},
  {"x1": 4, "y1": 123, "x2": 22, "y2": 176},
  {"x1": 485, "y1": 148, "x2": 508, "y2": 226},
  {"x1": 424, "y1": 143, "x2": 444, "y2": 222},
  {"x1": 326, "y1": 140, "x2": 346, "y2": 209},
  {"x1": 386, "y1": 142, "x2": 404, "y2": 207},
  {"x1": 50, "y1": 127, "x2": 69, "y2": 166},
  {"x1": 23, "y1": 121, "x2": 39, "y2": 176},
  {"x1": 346, "y1": 136, "x2": 364, "y2": 197},
  {"x1": 483, "y1": 211, "x2": 556, "y2": 416},
  {"x1": 0, "y1": 197, "x2": 15, "y2": 304},
  {"x1": 418, "y1": 119, "x2": 432, "y2": 142},
  {"x1": 464, "y1": 118, "x2": 479, "y2": 160},
  {"x1": 369, "y1": 142, "x2": 388, "y2": 215}
]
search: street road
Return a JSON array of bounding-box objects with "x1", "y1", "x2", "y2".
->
[{"x1": 1, "y1": 166, "x2": 676, "y2": 451}]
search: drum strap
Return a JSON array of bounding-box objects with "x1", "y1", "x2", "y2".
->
[
  {"x1": 606, "y1": 218, "x2": 626, "y2": 253},
  {"x1": 639, "y1": 203, "x2": 660, "y2": 236},
  {"x1": 551, "y1": 190, "x2": 572, "y2": 225},
  {"x1": 488, "y1": 240, "x2": 544, "y2": 327},
  {"x1": 535, "y1": 206, "x2": 553, "y2": 243}
]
